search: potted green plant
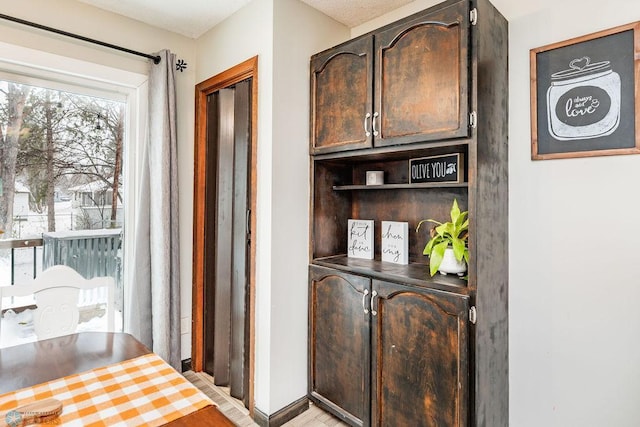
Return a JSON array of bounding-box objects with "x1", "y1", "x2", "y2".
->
[{"x1": 416, "y1": 199, "x2": 469, "y2": 276}]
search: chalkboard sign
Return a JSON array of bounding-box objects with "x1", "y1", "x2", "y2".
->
[
  {"x1": 409, "y1": 153, "x2": 463, "y2": 184},
  {"x1": 530, "y1": 22, "x2": 640, "y2": 159}
]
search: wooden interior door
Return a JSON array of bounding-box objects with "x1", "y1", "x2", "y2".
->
[
  {"x1": 193, "y1": 56, "x2": 257, "y2": 415},
  {"x1": 204, "y1": 79, "x2": 251, "y2": 404}
]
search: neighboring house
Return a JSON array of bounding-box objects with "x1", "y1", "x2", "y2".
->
[
  {"x1": 54, "y1": 189, "x2": 71, "y2": 202},
  {"x1": 68, "y1": 180, "x2": 113, "y2": 208},
  {"x1": 68, "y1": 180, "x2": 122, "y2": 229},
  {"x1": 13, "y1": 182, "x2": 31, "y2": 219}
]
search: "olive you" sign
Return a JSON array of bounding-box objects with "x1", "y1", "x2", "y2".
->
[{"x1": 409, "y1": 153, "x2": 464, "y2": 184}]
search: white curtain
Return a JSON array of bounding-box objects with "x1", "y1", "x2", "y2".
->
[{"x1": 126, "y1": 49, "x2": 181, "y2": 370}]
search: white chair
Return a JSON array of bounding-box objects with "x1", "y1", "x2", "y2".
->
[{"x1": 0, "y1": 265, "x2": 115, "y2": 341}]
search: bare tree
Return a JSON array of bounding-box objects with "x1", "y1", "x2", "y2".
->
[
  {"x1": 4, "y1": 82, "x2": 124, "y2": 233},
  {"x1": 44, "y1": 91, "x2": 56, "y2": 231},
  {"x1": 18, "y1": 88, "x2": 124, "y2": 231},
  {"x1": 61, "y1": 99, "x2": 124, "y2": 227},
  {"x1": 0, "y1": 83, "x2": 30, "y2": 237},
  {"x1": 108, "y1": 105, "x2": 124, "y2": 224},
  {"x1": 18, "y1": 88, "x2": 73, "y2": 230}
]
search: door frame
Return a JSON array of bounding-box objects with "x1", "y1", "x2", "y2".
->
[{"x1": 192, "y1": 56, "x2": 258, "y2": 414}]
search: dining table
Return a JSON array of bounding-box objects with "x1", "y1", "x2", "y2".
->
[{"x1": 0, "y1": 331, "x2": 234, "y2": 426}]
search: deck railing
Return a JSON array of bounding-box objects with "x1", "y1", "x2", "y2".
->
[
  {"x1": 0, "y1": 238, "x2": 44, "y2": 285},
  {"x1": 1, "y1": 232, "x2": 123, "y2": 347},
  {"x1": 0, "y1": 230, "x2": 122, "y2": 299},
  {"x1": 41, "y1": 229, "x2": 122, "y2": 287}
]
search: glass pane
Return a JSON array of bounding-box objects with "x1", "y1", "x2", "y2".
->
[{"x1": 0, "y1": 79, "x2": 125, "y2": 347}]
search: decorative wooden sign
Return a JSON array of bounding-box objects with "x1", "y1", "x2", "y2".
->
[
  {"x1": 409, "y1": 153, "x2": 463, "y2": 184},
  {"x1": 381, "y1": 221, "x2": 408, "y2": 264},
  {"x1": 347, "y1": 219, "x2": 374, "y2": 259}
]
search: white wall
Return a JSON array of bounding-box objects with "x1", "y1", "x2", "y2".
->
[
  {"x1": 0, "y1": 0, "x2": 196, "y2": 361},
  {"x1": 195, "y1": 0, "x2": 347, "y2": 414},
  {"x1": 354, "y1": 0, "x2": 640, "y2": 425},
  {"x1": 509, "y1": 0, "x2": 640, "y2": 425},
  {"x1": 270, "y1": 0, "x2": 348, "y2": 414}
]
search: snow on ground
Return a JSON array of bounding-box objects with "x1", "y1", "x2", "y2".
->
[
  {"x1": 1, "y1": 201, "x2": 123, "y2": 347},
  {"x1": 1, "y1": 201, "x2": 74, "y2": 286},
  {"x1": 0, "y1": 304, "x2": 123, "y2": 348},
  {"x1": 12, "y1": 201, "x2": 74, "y2": 239}
]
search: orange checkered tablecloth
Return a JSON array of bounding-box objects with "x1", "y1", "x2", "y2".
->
[{"x1": 0, "y1": 353, "x2": 213, "y2": 426}]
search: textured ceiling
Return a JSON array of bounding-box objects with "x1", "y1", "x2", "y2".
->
[
  {"x1": 300, "y1": 0, "x2": 414, "y2": 28},
  {"x1": 76, "y1": 0, "x2": 416, "y2": 38},
  {"x1": 75, "y1": 0, "x2": 524, "y2": 39},
  {"x1": 76, "y1": 0, "x2": 254, "y2": 39}
]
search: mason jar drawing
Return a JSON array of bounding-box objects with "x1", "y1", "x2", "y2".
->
[{"x1": 546, "y1": 56, "x2": 621, "y2": 140}]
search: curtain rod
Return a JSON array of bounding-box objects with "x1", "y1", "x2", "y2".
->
[{"x1": 0, "y1": 13, "x2": 161, "y2": 64}]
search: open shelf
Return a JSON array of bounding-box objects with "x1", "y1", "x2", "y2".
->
[
  {"x1": 312, "y1": 255, "x2": 469, "y2": 294},
  {"x1": 333, "y1": 182, "x2": 468, "y2": 191},
  {"x1": 313, "y1": 140, "x2": 470, "y2": 162}
]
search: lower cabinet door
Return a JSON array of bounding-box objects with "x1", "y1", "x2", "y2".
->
[
  {"x1": 309, "y1": 265, "x2": 371, "y2": 427},
  {"x1": 371, "y1": 280, "x2": 470, "y2": 427}
]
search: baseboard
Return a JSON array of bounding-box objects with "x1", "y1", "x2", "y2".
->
[
  {"x1": 181, "y1": 358, "x2": 192, "y2": 373},
  {"x1": 308, "y1": 392, "x2": 357, "y2": 426},
  {"x1": 253, "y1": 396, "x2": 309, "y2": 427}
]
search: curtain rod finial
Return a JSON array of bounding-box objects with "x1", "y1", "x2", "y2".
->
[
  {"x1": 153, "y1": 56, "x2": 161, "y2": 64},
  {"x1": 176, "y1": 59, "x2": 187, "y2": 72}
]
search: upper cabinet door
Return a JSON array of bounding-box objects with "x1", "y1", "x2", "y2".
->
[
  {"x1": 310, "y1": 36, "x2": 374, "y2": 154},
  {"x1": 374, "y1": 0, "x2": 471, "y2": 147}
]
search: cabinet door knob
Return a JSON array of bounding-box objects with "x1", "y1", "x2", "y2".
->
[
  {"x1": 364, "y1": 113, "x2": 372, "y2": 137},
  {"x1": 372, "y1": 112, "x2": 379, "y2": 137},
  {"x1": 362, "y1": 289, "x2": 369, "y2": 314},
  {"x1": 370, "y1": 290, "x2": 378, "y2": 316}
]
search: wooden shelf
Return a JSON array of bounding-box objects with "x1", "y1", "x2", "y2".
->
[
  {"x1": 313, "y1": 139, "x2": 470, "y2": 162},
  {"x1": 312, "y1": 255, "x2": 469, "y2": 294},
  {"x1": 333, "y1": 182, "x2": 468, "y2": 191}
]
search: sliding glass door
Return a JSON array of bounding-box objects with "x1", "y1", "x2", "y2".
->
[{"x1": 0, "y1": 77, "x2": 127, "y2": 347}]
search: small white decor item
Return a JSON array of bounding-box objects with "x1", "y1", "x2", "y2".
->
[
  {"x1": 366, "y1": 171, "x2": 384, "y2": 186},
  {"x1": 438, "y1": 247, "x2": 467, "y2": 276},
  {"x1": 381, "y1": 221, "x2": 408, "y2": 264},
  {"x1": 347, "y1": 219, "x2": 374, "y2": 259}
]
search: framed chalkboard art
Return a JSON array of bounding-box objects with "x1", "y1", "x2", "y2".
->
[{"x1": 530, "y1": 22, "x2": 640, "y2": 160}]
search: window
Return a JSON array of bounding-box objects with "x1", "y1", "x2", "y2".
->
[
  {"x1": 0, "y1": 45, "x2": 147, "y2": 348},
  {"x1": 0, "y1": 81, "x2": 125, "y2": 238}
]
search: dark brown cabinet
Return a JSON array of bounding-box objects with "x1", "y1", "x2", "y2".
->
[
  {"x1": 310, "y1": 36, "x2": 373, "y2": 154},
  {"x1": 309, "y1": 267, "x2": 470, "y2": 427},
  {"x1": 371, "y1": 279, "x2": 469, "y2": 427},
  {"x1": 308, "y1": 266, "x2": 370, "y2": 426},
  {"x1": 310, "y1": 0, "x2": 470, "y2": 154},
  {"x1": 309, "y1": 0, "x2": 508, "y2": 426}
]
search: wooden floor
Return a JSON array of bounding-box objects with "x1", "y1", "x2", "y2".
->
[{"x1": 184, "y1": 371, "x2": 349, "y2": 427}]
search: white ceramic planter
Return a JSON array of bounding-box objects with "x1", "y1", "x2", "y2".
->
[{"x1": 438, "y1": 247, "x2": 467, "y2": 276}]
